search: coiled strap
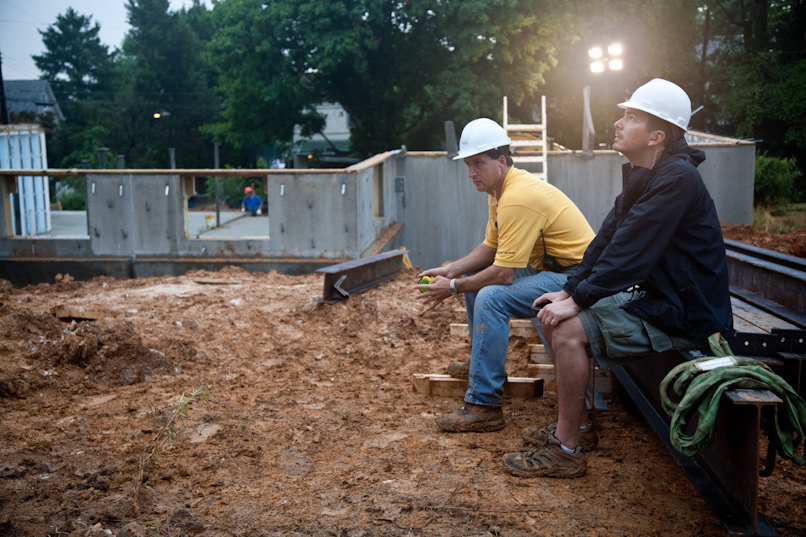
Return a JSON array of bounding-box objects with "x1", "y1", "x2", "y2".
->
[{"x1": 660, "y1": 333, "x2": 806, "y2": 474}]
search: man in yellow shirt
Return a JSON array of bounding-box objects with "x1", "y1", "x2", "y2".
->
[{"x1": 417, "y1": 118, "x2": 595, "y2": 432}]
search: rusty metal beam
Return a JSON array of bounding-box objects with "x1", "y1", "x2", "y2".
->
[
  {"x1": 316, "y1": 249, "x2": 407, "y2": 303},
  {"x1": 611, "y1": 350, "x2": 780, "y2": 536},
  {"x1": 725, "y1": 240, "x2": 806, "y2": 315}
]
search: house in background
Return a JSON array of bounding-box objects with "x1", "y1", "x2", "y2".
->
[
  {"x1": 292, "y1": 102, "x2": 357, "y2": 168},
  {"x1": 3, "y1": 80, "x2": 64, "y2": 125}
]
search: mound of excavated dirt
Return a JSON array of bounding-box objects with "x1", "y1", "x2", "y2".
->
[
  {"x1": 0, "y1": 264, "x2": 804, "y2": 536},
  {"x1": 722, "y1": 223, "x2": 806, "y2": 258}
]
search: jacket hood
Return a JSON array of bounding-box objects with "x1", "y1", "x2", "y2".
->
[{"x1": 658, "y1": 138, "x2": 705, "y2": 169}]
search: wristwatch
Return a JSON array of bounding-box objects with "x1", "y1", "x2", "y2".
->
[{"x1": 449, "y1": 278, "x2": 458, "y2": 295}]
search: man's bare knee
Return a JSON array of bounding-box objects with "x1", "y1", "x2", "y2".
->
[{"x1": 549, "y1": 317, "x2": 588, "y2": 352}]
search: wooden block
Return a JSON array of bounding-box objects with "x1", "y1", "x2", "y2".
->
[
  {"x1": 528, "y1": 344, "x2": 552, "y2": 364},
  {"x1": 509, "y1": 319, "x2": 540, "y2": 339},
  {"x1": 528, "y1": 364, "x2": 556, "y2": 391},
  {"x1": 52, "y1": 304, "x2": 105, "y2": 321},
  {"x1": 412, "y1": 374, "x2": 543, "y2": 398},
  {"x1": 526, "y1": 364, "x2": 614, "y2": 394},
  {"x1": 449, "y1": 320, "x2": 541, "y2": 340},
  {"x1": 450, "y1": 323, "x2": 469, "y2": 338},
  {"x1": 594, "y1": 370, "x2": 613, "y2": 394}
]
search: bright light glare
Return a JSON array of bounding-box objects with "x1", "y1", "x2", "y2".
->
[
  {"x1": 608, "y1": 44, "x2": 623, "y2": 56},
  {"x1": 588, "y1": 47, "x2": 602, "y2": 59},
  {"x1": 590, "y1": 61, "x2": 604, "y2": 73},
  {"x1": 153, "y1": 113, "x2": 161, "y2": 119},
  {"x1": 609, "y1": 59, "x2": 623, "y2": 70}
]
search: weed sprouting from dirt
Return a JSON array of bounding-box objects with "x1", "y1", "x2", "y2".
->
[{"x1": 134, "y1": 386, "x2": 210, "y2": 508}]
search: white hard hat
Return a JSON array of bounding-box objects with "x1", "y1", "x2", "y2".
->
[
  {"x1": 453, "y1": 118, "x2": 512, "y2": 160},
  {"x1": 618, "y1": 78, "x2": 692, "y2": 131}
]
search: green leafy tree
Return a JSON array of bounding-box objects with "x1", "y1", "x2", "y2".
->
[
  {"x1": 32, "y1": 9, "x2": 115, "y2": 168},
  {"x1": 754, "y1": 152, "x2": 802, "y2": 206},
  {"x1": 32, "y1": 8, "x2": 113, "y2": 98},
  {"x1": 206, "y1": 0, "x2": 572, "y2": 157},
  {"x1": 101, "y1": 0, "x2": 220, "y2": 169},
  {"x1": 702, "y1": 1, "x2": 806, "y2": 182}
]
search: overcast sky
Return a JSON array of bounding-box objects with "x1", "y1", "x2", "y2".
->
[{"x1": 0, "y1": 0, "x2": 211, "y2": 81}]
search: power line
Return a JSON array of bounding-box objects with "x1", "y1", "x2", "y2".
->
[{"x1": 0, "y1": 0, "x2": 50, "y2": 26}]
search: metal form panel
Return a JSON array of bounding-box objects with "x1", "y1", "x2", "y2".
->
[{"x1": 1, "y1": 127, "x2": 50, "y2": 235}]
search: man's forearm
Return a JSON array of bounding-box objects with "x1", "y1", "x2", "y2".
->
[
  {"x1": 453, "y1": 264, "x2": 515, "y2": 294},
  {"x1": 444, "y1": 243, "x2": 497, "y2": 279}
]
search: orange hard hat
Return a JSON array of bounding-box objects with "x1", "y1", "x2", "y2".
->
[{"x1": 244, "y1": 186, "x2": 253, "y2": 194}]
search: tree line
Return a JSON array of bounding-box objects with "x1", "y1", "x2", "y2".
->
[{"x1": 15, "y1": 0, "x2": 806, "y2": 200}]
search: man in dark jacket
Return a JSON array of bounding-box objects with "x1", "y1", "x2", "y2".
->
[{"x1": 503, "y1": 79, "x2": 733, "y2": 479}]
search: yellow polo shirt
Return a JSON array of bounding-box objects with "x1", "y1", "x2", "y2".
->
[{"x1": 484, "y1": 167, "x2": 594, "y2": 270}]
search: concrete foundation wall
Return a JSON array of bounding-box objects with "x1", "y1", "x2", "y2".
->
[
  {"x1": 0, "y1": 138, "x2": 754, "y2": 286},
  {"x1": 392, "y1": 152, "x2": 486, "y2": 270}
]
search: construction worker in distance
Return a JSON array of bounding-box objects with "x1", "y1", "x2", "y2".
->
[
  {"x1": 504, "y1": 78, "x2": 733, "y2": 478},
  {"x1": 241, "y1": 186, "x2": 264, "y2": 216},
  {"x1": 416, "y1": 117, "x2": 595, "y2": 434}
]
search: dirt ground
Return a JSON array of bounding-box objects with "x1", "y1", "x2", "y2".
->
[
  {"x1": 1, "y1": 229, "x2": 805, "y2": 537},
  {"x1": 721, "y1": 223, "x2": 806, "y2": 258}
]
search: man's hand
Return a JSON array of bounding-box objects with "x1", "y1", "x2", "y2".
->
[
  {"x1": 537, "y1": 295, "x2": 581, "y2": 326},
  {"x1": 416, "y1": 275, "x2": 453, "y2": 311},
  {"x1": 533, "y1": 289, "x2": 570, "y2": 309}
]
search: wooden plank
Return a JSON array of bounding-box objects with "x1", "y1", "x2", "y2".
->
[
  {"x1": 504, "y1": 124, "x2": 544, "y2": 133},
  {"x1": 724, "y1": 389, "x2": 782, "y2": 405},
  {"x1": 510, "y1": 319, "x2": 540, "y2": 339},
  {"x1": 732, "y1": 315, "x2": 762, "y2": 334},
  {"x1": 527, "y1": 364, "x2": 613, "y2": 394},
  {"x1": 449, "y1": 323, "x2": 469, "y2": 338},
  {"x1": 411, "y1": 374, "x2": 542, "y2": 398},
  {"x1": 450, "y1": 320, "x2": 541, "y2": 340},
  {"x1": 730, "y1": 285, "x2": 806, "y2": 329},
  {"x1": 52, "y1": 304, "x2": 105, "y2": 321},
  {"x1": 528, "y1": 343, "x2": 552, "y2": 364},
  {"x1": 731, "y1": 296, "x2": 797, "y2": 333}
]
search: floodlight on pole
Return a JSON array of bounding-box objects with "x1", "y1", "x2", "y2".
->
[
  {"x1": 588, "y1": 43, "x2": 624, "y2": 148},
  {"x1": 588, "y1": 43, "x2": 622, "y2": 73}
]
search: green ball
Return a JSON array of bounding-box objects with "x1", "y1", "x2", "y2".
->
[{"x1": 418, "y1": 276, "x2": 432, "y2": 292}]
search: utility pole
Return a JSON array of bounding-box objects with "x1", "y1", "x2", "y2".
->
[
  {"x1": 214, "y1": 143, "x2": 220, "y2": 227},
  {"x1": 0, "y1": 51, "x2": 10, "y2": 125}
]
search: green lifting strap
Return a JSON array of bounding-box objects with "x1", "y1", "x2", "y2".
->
[{"x1": 659, "y1": 333, "x2": 806, "y2": 475}]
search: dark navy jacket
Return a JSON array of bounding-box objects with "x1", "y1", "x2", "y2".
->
[{"x1": 564, "y1": 139, "x2": 733, "y2": 338}]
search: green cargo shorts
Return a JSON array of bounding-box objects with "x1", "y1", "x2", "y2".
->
[{"x1": 578, "y1": 291, "x2": 706, "y2": 370}]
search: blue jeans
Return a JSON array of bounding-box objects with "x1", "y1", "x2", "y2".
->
[{"x1": 464, "y1": 266, "x2": 572, "y2": 407}]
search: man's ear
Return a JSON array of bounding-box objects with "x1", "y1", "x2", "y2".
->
[{"x1": 649, "y1": 130, "x2": 666, "y2": 147}]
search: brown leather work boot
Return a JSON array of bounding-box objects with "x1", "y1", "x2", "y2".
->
[
  {"x1": 436, "y1": 403, "x2": 504, "y2": 432},
  {"x1": 447, "y1": 359, "x2": 470, "y2": 379},
  {"x1": 522, "y1": 419, "x2": 599, "y2": 451}
]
